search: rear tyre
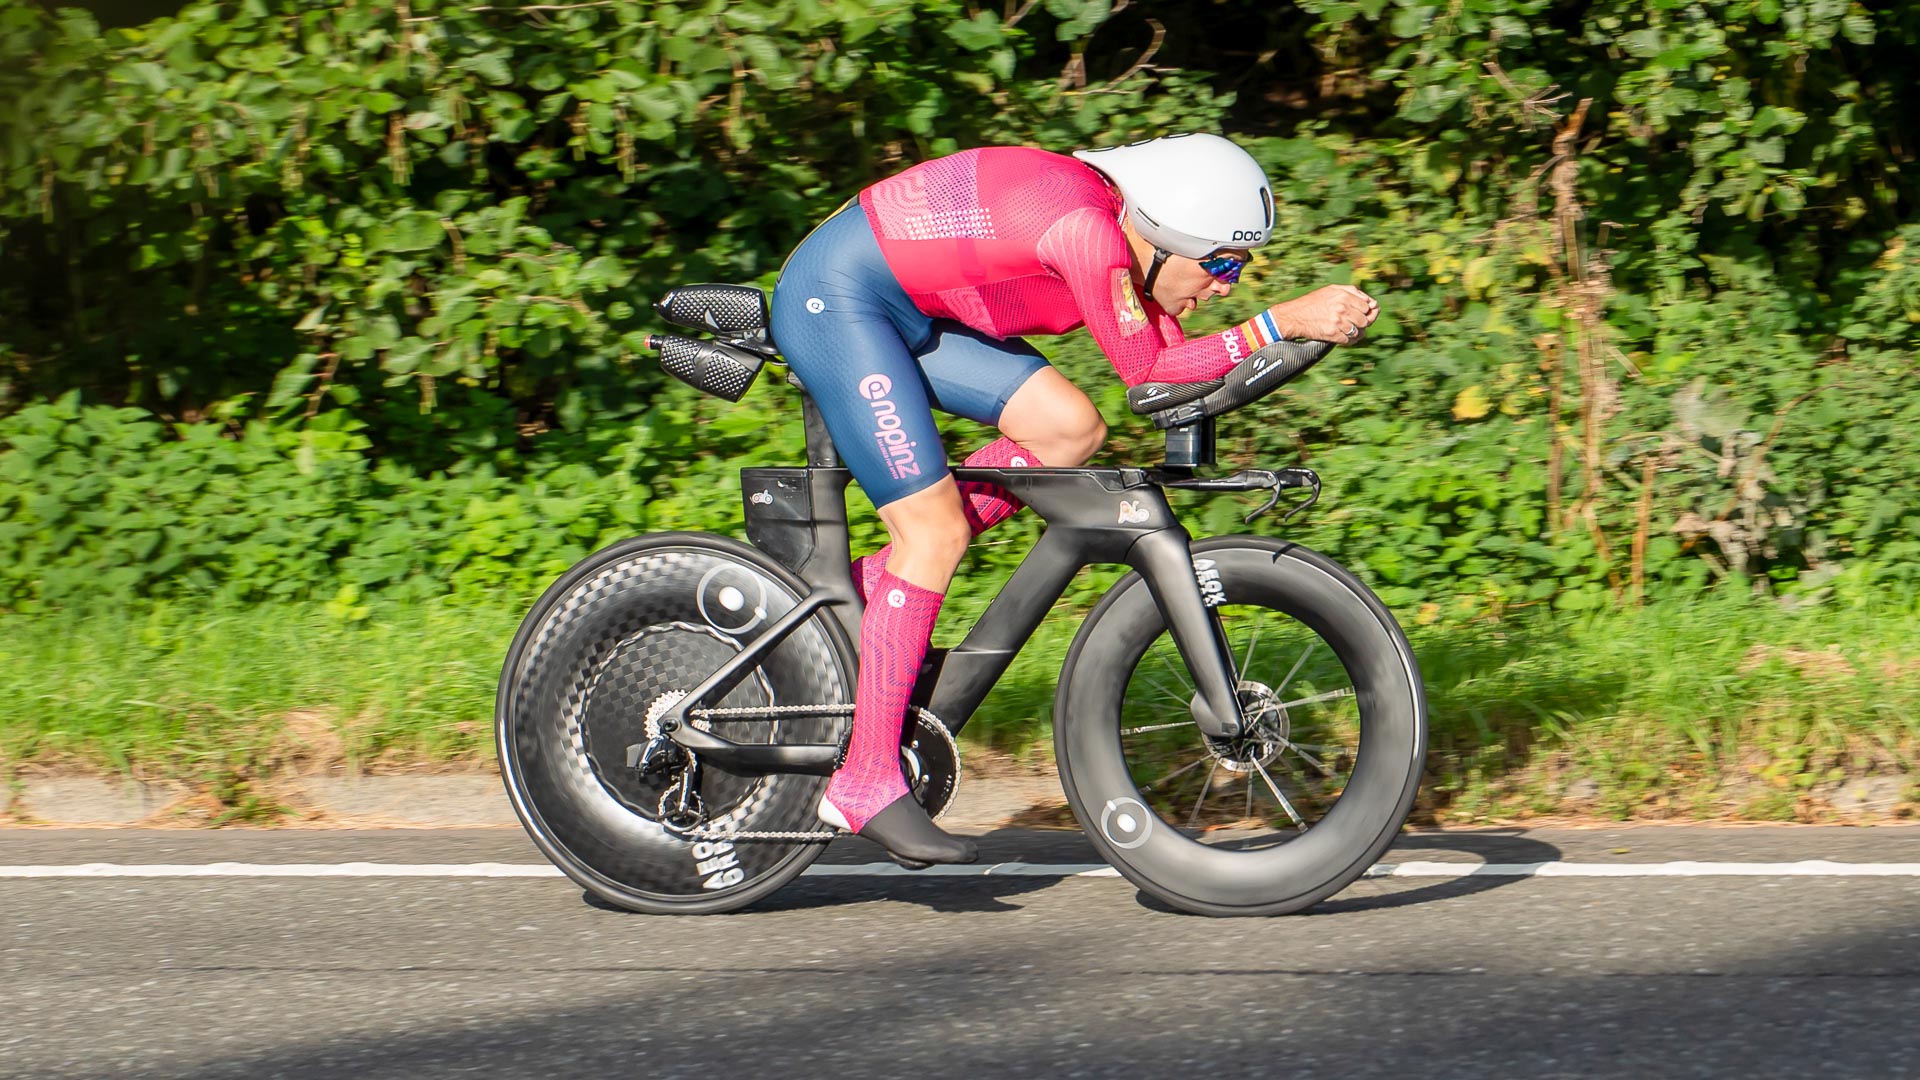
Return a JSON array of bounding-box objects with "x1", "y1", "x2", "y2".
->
[
  {"x1": 497, "y1": 533, "x2": 856, "y2": 914},
  {"x1": 1054, "y1": 537, "x2": 1425, "y2": 916}
]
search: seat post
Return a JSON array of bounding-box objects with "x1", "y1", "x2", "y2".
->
[{"x1": 789, "y1": 371, "x2": 841, "y2": 468}]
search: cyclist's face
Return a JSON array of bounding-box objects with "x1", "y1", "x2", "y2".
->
[{"x1": 1154, "y1": 249, "x2": 1246, "y2": 315}]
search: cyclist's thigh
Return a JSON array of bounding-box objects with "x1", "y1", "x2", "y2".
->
[
  {"x1": 915, "y1": 321, "x2": 1052, "y2": 426},
  {"x1": 772, "y1": 210, "x2": 947, "y2": 510}
]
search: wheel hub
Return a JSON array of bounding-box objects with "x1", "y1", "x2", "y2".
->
[{"x1": 1204, "y1": 681, "x2": 1290, "y2": 774}]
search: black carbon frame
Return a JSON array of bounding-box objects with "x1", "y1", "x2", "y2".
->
[{"x1": 659, "y1": 462, "x2": 1254, "y2": 777}]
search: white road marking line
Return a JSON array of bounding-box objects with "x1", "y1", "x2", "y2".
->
[
  {"x1": 2, "y1": 860, "x2": 1920, "y2": 880},
  {"x1": 0, "y1": 862, "x2": 565, "y2": 878},
  {"x1": 1371, "y1": 861, "x2": 1920, "y2": 878}
]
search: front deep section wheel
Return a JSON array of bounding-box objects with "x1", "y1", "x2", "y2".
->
[
  {"x1": 1054, "y1": 536, "x2": 1426, "y2": 916},
  {"x1": 497, "y1": 532, "x2": 856, "y2": 914}
]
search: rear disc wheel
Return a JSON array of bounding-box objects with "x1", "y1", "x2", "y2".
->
[{"x1": 497, "y1": 533, "x2": 855, "y2": 914}]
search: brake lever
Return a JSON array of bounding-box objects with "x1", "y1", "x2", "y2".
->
[{"x1": 1153, "y1": 467, "x2": 1322, "y2": 525}]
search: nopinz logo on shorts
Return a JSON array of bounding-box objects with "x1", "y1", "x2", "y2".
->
[{"x1": 859, "y1": 373, "x2": 921, "y2": 481}]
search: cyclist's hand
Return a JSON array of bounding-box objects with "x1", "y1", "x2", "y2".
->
[{"x1": 1271, "y1": 285, "x2": 1379, "y2": 345}]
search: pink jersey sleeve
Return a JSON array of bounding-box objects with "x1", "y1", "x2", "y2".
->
[{"x1": 1034, "y1": 206, "x2": 1245, "y2": 387}]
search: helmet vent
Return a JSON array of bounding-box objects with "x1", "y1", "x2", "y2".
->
[{"x1": 1260, "y1": 188, "x2": 1272, "y2": 228}]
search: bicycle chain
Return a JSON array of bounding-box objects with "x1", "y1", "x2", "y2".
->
[
  {"x1": 687, "y1": 702, "x2": 853, "y2": 719},
  {"x1": 673, "y1": 826, "x2": 840, "y2": 842}
]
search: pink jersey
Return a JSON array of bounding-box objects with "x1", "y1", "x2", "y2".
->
[{"x1": 858, "y1": 147, "x2": 1246, "y2": 387}]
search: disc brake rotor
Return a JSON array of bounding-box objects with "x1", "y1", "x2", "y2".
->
[{"x1": 1204, "y1": 681, "x2": 1289, "y2": 774}]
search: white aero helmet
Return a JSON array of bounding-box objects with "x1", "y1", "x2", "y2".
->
[{"x1": 1072, "y1": 132, "x2": 1275, "y2": 259}]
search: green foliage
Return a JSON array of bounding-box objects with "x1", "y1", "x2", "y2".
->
[
  {"x1": 0, "y1": 0, "x2": 1216, "y2": 471},
  {"x1": 7, "y1": 586, "x2": 1914, "y2": 825},
  {"x1": 1, "y1": 0, "x2": 1918, "y2": 615},
  {"x1": 0, "y1": 381, "x2": 791, "y2": 607}
]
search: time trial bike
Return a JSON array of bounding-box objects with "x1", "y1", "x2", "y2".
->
[{"x1": 496, "y1": 283, "x2": 1427, "y2": 916}]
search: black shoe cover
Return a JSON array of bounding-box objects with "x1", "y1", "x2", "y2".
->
[{"x1": 858, "y1": 795, "x2": 978, "y2": 869}]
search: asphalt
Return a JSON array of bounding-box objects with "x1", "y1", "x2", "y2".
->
[{"x1": 4, "y1": 826, "x2": 1919, "y2": 1079}]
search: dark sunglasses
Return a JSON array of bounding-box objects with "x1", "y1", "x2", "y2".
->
[{"x1": 1198, "y1": 252, "x2": 1250, "y2": 285}]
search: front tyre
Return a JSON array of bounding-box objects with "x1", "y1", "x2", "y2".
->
[
  {"x1": 1054, "y1": 537, "x2": 1425, "y2": 916},
  {"x1": 497, "y1": 532, "x2": 856, "y2": 915}
]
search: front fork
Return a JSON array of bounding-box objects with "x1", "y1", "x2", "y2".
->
[{"x1": 1128, "y1": 527, "x2": 1247, "y2": 740}]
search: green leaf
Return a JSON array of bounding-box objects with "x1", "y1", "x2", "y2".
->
[
  {"x1": 1621, "y1": 29, "x2": 1662, "y2": 58},
  {"x1": 946, "y1": 12, "x2": 1005, "y2": 52},
  {"x1": 374, "y1": 212, "x2": 445, "y2": 253},
  {"x1": 460, "y1": 50, "x2": 513, "y2": 85},
  {"x1": 126, "y1": 61, "x2": 169, "y2": 93},
  {"x1": 266, "y1": 355, "x2": 319, "y2": 410}
]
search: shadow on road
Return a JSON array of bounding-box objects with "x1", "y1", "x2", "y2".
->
[
  {"x1": 1312, "y1": 829, "x2": 1565, "y2": 914},
  {"x1": 576, "y1": 826, "x2": 1562, "y2": 918},
  {"x1": 583, "y1": 871, "x2": 1063, "y2": 915},
  {"x1": 1126, "y1": 829, "x2": 1564, "y2": 916}
]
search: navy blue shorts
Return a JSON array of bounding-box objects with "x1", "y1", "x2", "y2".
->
[{"x1": 770, "y1": 205, "x2": 1051, "y2": 509}]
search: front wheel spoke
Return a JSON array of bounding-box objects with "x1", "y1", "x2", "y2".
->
[
  {"x1": 1141, "y1": 753, "x2": 1210, "y2": 792},
  {"x1": 1239, "y1": 624, "x2": 1262, "y2": 680},
  {"x1": 1252, "y1": 757, "x2": 1306, "y2": 831},
  {"x1": 1153, "y1": 640, "x2": 1195, "y2": 694},
  {"x1": 1275, "y1": 686, "x2": 1354, "y2": 711},
  {"x1": 1279, "y1": 739, "x2": 1335, "y2": 777},
  {"x1": 1121, "y1": 719, "x2": 1197, "y2": 736},
  {"x1": 1141, "y1": 674, "x2": 1191, "y2": 708},
  {"x1": 1188, "y1": 760, "x2": 1221, "y2": 828},
  {"x1": 1275, "y1": 641, "x2": 1317, "y2": 698}
]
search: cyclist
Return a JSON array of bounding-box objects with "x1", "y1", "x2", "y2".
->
[{"x1": 770, "y1": 132, "x2": 1378, "y2": 866}]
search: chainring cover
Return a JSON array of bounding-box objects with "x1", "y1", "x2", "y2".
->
[{"x1": 904, "y1": 710, "x2": 961, "y2": 820}]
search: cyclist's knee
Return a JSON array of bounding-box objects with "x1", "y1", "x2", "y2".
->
[
  {"x1": 1000, "y1": 370, "x2": 1106, "y2": 466},
  {"x1": 880, "y1": 486, "x2": 970, "y2": 561},
  {"x1": 892, "y1": 516, "x2": 972, "y2": 565},
  {"x1": 1065, "y1": 415, "x2": 1108, "y2": 465},
  {"x1": 1021, "y1": 412, "x2": 1106, "y2": 467}
]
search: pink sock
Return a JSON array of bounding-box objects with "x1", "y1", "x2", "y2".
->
[
  {"x1": 852, "y1": 437, "x2": 1038, "y2": 602},
  {"x1": 821, "y1": 569, "x2": 945, "y2": 833}
]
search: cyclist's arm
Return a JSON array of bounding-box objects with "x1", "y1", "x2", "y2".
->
[{"x1": 1037, "y1": 206, "x2": 1279, "y2": 387}]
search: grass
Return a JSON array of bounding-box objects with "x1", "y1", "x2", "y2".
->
[{"x1": 2, "y1": 588, "x2": 1915, "y2": 824}]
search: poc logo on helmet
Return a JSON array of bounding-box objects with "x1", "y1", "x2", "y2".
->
[
  {"x1": 858, "y1": 374, "x2": 893, "y2": 400},
  {"x1": 1231, "y1": 230, "x2": 1264, "y2": 243}
]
